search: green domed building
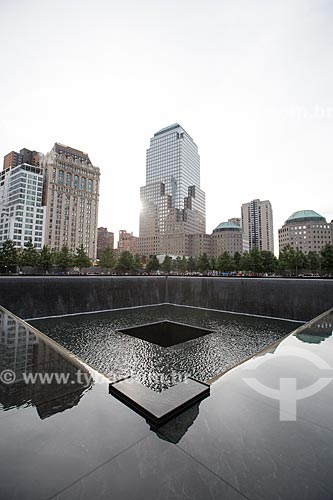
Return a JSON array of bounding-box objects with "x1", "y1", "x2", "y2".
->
[
  {"x1": 279, "y1": 210, "x2": 332, "y2": 254},
  {"x1": 211, "y1": 220, "x2": 243, "y2": 256}
]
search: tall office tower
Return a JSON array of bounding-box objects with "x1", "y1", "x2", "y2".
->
[
  {"x1": 139, "y1": 124, "x2": 206, "y2": 256},
  {"x1": 41, "y1": 143, "x2": 100, "y2": 259},
  {"x1": 0, "y1": 162, "x2": 46, "y2": 250},
  {"x1": 97, "y1": 227, "x2": 114, "y2": 259},
  {"x1": 241, "y1": 199, "x2": 274, "y2": 253}
]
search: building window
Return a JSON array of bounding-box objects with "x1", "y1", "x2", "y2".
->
[
  {"x1": 58, "y1": 170, "x2": 64, "y2": 185},
  {"x1": 74, "y1": 175, "x2": 79, "y2": 189},
  {"x1": 66, "y1": 173, "x2": 72, "y2": 187},
  {"x1": 81, "y1": 177, "x2": 86, "y2": 190}
]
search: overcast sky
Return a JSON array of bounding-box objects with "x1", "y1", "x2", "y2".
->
[{"x1": 1, "y1": 0, "x2": 332, "y2": 252}]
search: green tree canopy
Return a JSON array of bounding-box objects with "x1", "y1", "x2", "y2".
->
[
  {"x1": 161, "y1": 255, "x2": 172, "y2": 273},
  {"x1": 320, "y1": 244, "x2": 333, "y2": 273},
  {"x1": 99, "y1": 247, "x2": 117, "y2": 269},
  {"x1": 307, "y1": 251, "x2": 321, "y2": 273},
  {"x1": 239, "y1": 251, "x2": 251, "y2": 272},
  {"x1": 74, "y1": 244, "x2": 91, "y2": 269},
  {"x1": 293, "y1": 249, "x2": 306, "y2": 275},
  {"x1": 146, "y1": 255, "x2": 160, "y2": 272},
  {"x1": 247, "y1": 248, "x2": 263, "y2": 274},
  {"x1": 0, "y1": 240, "x2": 18, "y2": 272},
  {"x1": 279, "y1": 245, "x2": 291, "y2": 273},
  {"x1": 180, "y1": 256, "x2": 188, "y2": 273},
  {"x1": 173, "y1": 256, "x2": 187, "y2": 274},
  {"x1": 116, "y1": 250, "x2": 135, "y2": 273},
  {"x1": 197, "y1": 253, "x2": 210, "y2": 273},
  {"x1": 175, "y1": 256, "x2": 183, "y2": 273},
  {"x1": 20, "y1": 239, "x2": 39, "y2": 267},
  {"x1": 133, "y1": 253, "x2": 143, "y2": 272},
  {"x1": 233, "y1": 252, "x2": 242, "y2": 270},
  {"x1": 38, "y1": 245, "x2": 54, "y2": 272},
  {"x1": 279, "y1": 245, "x2": 306, "y2": 276},
  {"x1": 187, "y1": 256, "x2": 197, "y2": 272},
  {"x1": 55, "y1": 245, "x2": 73, "y2": 271},
  {"x1": 217, "y1": 252, "x2": 234, "y2": 272},
  {"x1": 261, "y1": 250, "x2": 277, "y2": 273},
  {"x1": 209, "y1": 256, "x2": 217, "y2": 271}
]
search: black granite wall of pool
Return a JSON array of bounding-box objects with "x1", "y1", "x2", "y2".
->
[
  {"x1": 0, "y1": 276, "x2": 332, "y2": 321},
  {"x1": 0, "y1": 276, "x2": 166, "y2": 319},
  {"x1": 166, "y1": 277, "x2": 333, "y2": 321}
]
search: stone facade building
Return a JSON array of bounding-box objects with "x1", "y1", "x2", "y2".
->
[
  {"x1": 278, "y1": 210, "x2": 332, "y2": 254},
  {"x1": 211, "y1": 221, "x2": 243, "y2": 257},
  {"x1": 41, "y1": 143, "x2": 100, "y2": 259}
]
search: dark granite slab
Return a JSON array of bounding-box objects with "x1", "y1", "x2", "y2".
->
[
  {"x1": 170, "y1": 378, "x2": 333, "y2": 500},
  {"x1": 207, "y1": 309, "x2": 333, "y2": 431},
  {"x1": 117, "y1": 319, "x2": 214, "y2": 347},
  {"x1": 2, "y1": 304, "x2": 333, "y2": 500},
  {"x1": 109, "y1": 376, "x2": 210, "y2": 426},
  {"x1": 53, "y1": 433, "x2": 246, "y2": 500}
]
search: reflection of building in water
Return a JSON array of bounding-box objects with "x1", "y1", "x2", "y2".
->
[
  {"x1": 155, "y1": 403, "x2": 200, "y2": 444},
  {"x1": 0, "y1": 309, "x2": 91, "y2": 417},
  {"x1": 296, "y1": 314, "x2": 333, "y2": 344},
  {"x1": 0, "y1": 312, "x2": 38, "y2": 382},
  {"x1": 33, "y1": 339, "x2": 92, "y2": 420}
]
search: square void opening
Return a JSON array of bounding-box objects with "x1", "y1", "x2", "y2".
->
[{"x1": 117, "y1": 320, "x2": 214, "y2": 348}]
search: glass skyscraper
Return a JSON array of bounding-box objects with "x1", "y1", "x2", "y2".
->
[{"x1": 139, "y1": 124, "x2": 206, "y2": 256}]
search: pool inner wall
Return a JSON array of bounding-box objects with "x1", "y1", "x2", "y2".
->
[{"x1": 0, "y1": 276, "x2": 332, "y2": 321}]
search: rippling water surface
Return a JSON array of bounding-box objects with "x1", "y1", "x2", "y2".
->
[{"x1": 30, "y1": 305, "x2": 297, "y2": 391}]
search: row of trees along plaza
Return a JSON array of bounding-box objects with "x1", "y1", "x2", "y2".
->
[{"x1": 0, "y1": 240, "x2": 333, "y2": 276}]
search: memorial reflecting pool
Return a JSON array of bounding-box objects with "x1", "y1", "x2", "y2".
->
[{"x1": 30, "y1": 305, "x2": 297, "y2": 390}]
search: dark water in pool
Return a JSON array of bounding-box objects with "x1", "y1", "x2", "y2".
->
[{"x1": 30, "y1": 305, "x2": 297, "y2": 391}]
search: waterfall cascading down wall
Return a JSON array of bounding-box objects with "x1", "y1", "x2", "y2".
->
[{"x1": 1, "y1": 276, "x2": 333, "y2": 321}]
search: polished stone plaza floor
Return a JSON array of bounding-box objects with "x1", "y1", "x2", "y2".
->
[{"x1": 1, "y1": 306, "x2": 333, "y2": 499}]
